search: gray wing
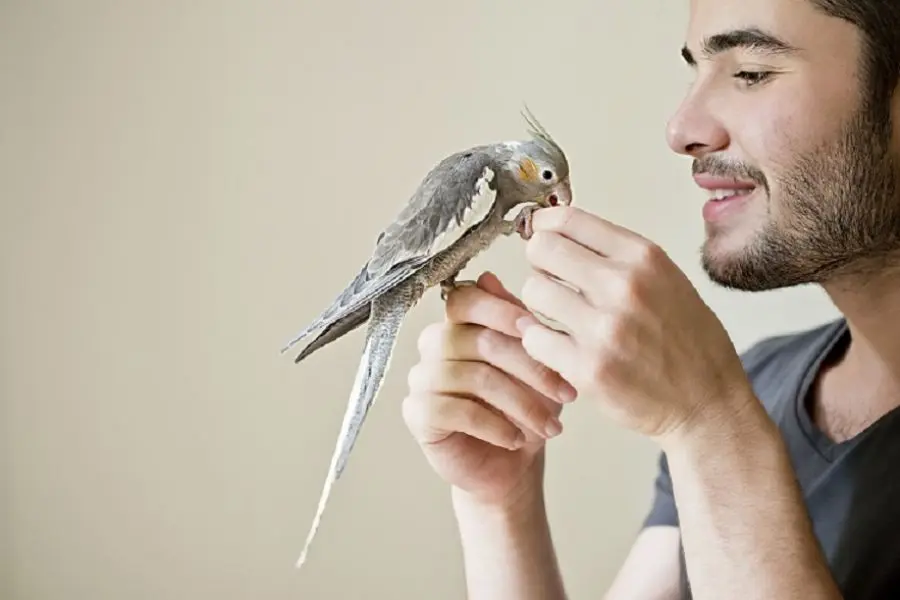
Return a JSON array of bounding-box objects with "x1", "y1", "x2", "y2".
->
[
  {"x1": 365, "y1": 145, "x2": 502, "y2": 274},
  {"x1": 280, "y1": 146, "x2": 502, "y2": 356}
]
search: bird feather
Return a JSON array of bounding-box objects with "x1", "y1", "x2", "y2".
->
[
  {"x1": 280, "y1": 150, "x2": 499, "y2": 357},
  {"x1": 294, "y1": 288, "x2": 418, "y2": 568},
  {"x1": 283, "y1": 108, "x2": 574, "y2": 573}
]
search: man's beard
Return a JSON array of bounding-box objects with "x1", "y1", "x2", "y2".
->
[{"x1": 698, "y1": 97, "x2": 900, "y2": 291}]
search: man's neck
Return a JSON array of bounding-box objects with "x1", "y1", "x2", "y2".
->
[
  {"x1": 810, "y1": 269, "x2": 900, "y2": 441},
  {"x1": 824, "y1": 268, "x2": 900, "y2": 380}
]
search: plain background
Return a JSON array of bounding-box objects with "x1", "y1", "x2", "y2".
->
[{"x1": 2, "y1": 1, "x2": 842, "y2": 598}]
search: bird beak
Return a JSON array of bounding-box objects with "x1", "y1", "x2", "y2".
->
[{"x1": 547, "y1": 178, "x2": 573, "y2": 207}]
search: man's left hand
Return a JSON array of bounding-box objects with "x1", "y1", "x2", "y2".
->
[{"x1": 516, "y1": 206, "x2": 759, "y2": 446}]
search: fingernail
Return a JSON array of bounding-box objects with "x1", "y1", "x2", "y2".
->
[
  {"x1": 544, "y1": 416, "x2": 563, "y2": 438},
  {"x1": 516, "y1": 315, "x2": 538, "y2": 332},
  {"x1": 558, "y1": 384, "x2": 577, "y2": 403}
]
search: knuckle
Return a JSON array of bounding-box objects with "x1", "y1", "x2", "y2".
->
[
  {"x1": 589, "y1": 313, "x2": 626, "y2": 349},
  {"x1": 405, "y1": 362, "x2": 425, "y2": 391},
  {"x1": 401, "y1": 392, "x2": 445, "y2": 440},
  {"x1": 636, "y1": 239, "x2": 666, "y2": 269},
  {"x1": 401, "y1": 393, "x2": 437, "y2": 440},
  {"x1": 406, "y1": 360, "x2": 443, "y2": 393},
  {"x1": 583, "y1": 324, "x2": 630, "y2": 384},
  {"x1": 400, "y1": 393, "x2": 423, "y2": 429},
  {"x1": 588, "y1": 321, "x2": 607, "y2": 346},
  {"x1": 588, "y1": 312, "x2": 611, "y2": 342},
  {"x1": 610, "y1": 270, "x2": 640, "y2": 304},
  {"x1": 416, "y1": 321, "x2": 446, "y2": 355}
]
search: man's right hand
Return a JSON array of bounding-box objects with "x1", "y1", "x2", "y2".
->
[{"x1": 401, "y1": 271, "x2": 577, "y2": 509}]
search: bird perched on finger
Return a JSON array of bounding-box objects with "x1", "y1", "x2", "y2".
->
[{"x1": 281, "y1": 106, "x2": 573, "y2": 568}]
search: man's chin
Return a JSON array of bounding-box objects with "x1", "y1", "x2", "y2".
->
[
  {"x1": 700, "y1": 238, "x2": 819, "y2": 292},
  {"x1": 700, "y1": 232, "x2": 749, "y2": 274},
  {"x1": 699, "y1": 239, "x2": 784, "y2": 292},
  {"x1": 700, "y1": 258, "x2": 764, "y2": 291}
]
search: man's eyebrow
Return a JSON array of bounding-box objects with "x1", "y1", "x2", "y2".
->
[{"x1": 681, "y1": 27, "x2": 798, "y2": 66}]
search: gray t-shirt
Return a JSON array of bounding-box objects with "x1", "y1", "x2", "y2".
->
[{"x1": 642, "y1": 318, "x2": 900, "y2": 599}]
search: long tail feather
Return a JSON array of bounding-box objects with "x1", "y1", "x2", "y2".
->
[{"x1": 294, "y1": 294, "x2": 411, "y2": 568}]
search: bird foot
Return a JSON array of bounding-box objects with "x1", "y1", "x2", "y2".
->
[
  {"x1": 440, "y1": 278, "x2": 477, "y2": 301},
  {"x1": 512, "y1": 205, "x2": 538, "y2": 240}
]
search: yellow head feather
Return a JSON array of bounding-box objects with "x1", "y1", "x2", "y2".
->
[{"x1": 518, "y1": 157, "x2": 539, "y2": 182}]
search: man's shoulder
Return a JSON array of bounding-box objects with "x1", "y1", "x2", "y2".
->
[
  {"x1": 738, "y1": 318, "x2": 844, "y2": 370},
  {"x1": 737, "y1": 317, "x2": 846, "y2": 408}
]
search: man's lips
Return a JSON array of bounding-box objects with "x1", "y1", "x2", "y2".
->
[
  {"x1": 692, "y1": 174, "x2": 760, "y2": 222},
  {"x1": 692, "y1": 174, "x2": 757, "y2": 190},
  {"x1": 693, "y1": 173, "x2": 758, "y2": 206}
]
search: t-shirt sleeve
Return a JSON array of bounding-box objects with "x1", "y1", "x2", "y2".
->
[{"x1": 642, "y1": 450, "x2": 679, "y2": 528}]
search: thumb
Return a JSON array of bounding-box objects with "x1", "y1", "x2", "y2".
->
[{"x1": 476, "y1": 271, "x2": 527, "y2": 310}]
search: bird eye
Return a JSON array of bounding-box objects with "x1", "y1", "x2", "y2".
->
[{"x1": 542, "y1": 169, "x2": 554, "y2": 181}]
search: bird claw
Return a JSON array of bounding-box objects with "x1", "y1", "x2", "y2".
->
[
  {"x1": 512, "y1": 205, "x2": 538, "y2": 240},
  {"x1": 440, "y1": 278, "x2": 477, "y2": 301}
]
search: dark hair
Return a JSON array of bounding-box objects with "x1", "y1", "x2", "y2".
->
[{"x1": 810, "y1": 1, "x2": 900, "y2": 121}]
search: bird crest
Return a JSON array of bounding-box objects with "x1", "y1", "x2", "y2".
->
[{"x1": 520, "y1": 104, "x2": 569, "y2": 176}]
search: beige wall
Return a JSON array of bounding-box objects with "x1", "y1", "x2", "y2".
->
[{"x1": 1, "y1": 1, "x2": 841, "y2": 599}]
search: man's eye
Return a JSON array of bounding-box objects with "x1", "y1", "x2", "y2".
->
[{"x1": 734, "y1": 71, "x2": 772, "y2": 86}]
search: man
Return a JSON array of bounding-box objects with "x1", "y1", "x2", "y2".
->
[{"x1": 401, "y1": 0, "x2": 900, "y2": 598}]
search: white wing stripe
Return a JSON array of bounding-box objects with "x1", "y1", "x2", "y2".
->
[{"x1": 427, "y1": 166, "x2": 497, "y2": 258}]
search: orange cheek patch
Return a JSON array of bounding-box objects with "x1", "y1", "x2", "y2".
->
[{"x1": 518, "y1": 158, "x2": 539, "y2": 182}]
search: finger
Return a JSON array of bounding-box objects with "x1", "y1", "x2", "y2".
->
[
  {"x1": 531, "y1": 205, "x2": 652, "y2": 260},
  {"x1": 520, "y1": 271, "x2": 594, "y2": 335},
  {"x1": 476, "y1": 271, "x2": 528, "y2": 310},
  {"x1": 525, "y1": 230, "x2": 609, "y2": 304},
  {"x1": 516, "y1": 317, "x2": 581, "y2": 384},
  {"x1": 417, "y1": 321, "x2": 576, "y2": 403},
  {"x1": 445, "y1": 280, "x2": 533, "y2": 338},
  {"x1": 407, "y1": 360, "x2": 562, "y2": 439},
  {"x1": 402, "y1": 392, "x2": 526, "y2": 450}
]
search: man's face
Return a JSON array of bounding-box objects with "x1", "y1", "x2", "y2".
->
[{"x1": 668, "y1": 0, "x2": 900, "y2": 290}]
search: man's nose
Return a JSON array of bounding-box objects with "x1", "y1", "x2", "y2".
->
[{"x1": 666, "y1": 93, "x2": 729, "y2": 158}]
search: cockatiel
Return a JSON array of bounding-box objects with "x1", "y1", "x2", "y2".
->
[{"x1": 281, "y1": 107, "x2": 572, "y2": 568}]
